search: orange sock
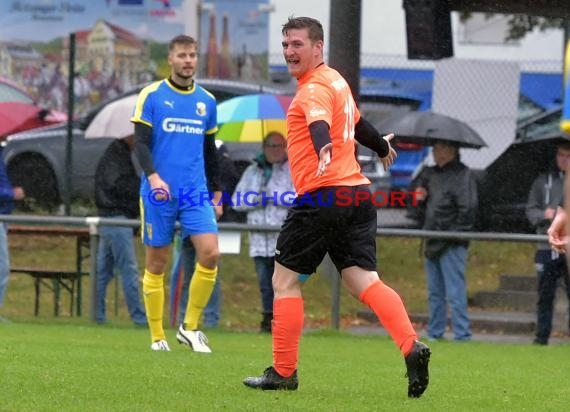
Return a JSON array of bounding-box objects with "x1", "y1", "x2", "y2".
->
[
  {"x1": 360, "y1": 280, "x2": 417, "y2": 356},
  {"x1": 273, "y1": 297, "x2": 304, "y2": 378}
]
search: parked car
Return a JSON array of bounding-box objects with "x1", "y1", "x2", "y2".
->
[
  {"x1": 3, "y1": 76, "x2": 435, "y2": 210},
  {"x1": 475, "y1": 105, "x2": 565, "y2": 233},
  {"x1": 0, "y1": 76, "x2": 66, "y2": 139}
]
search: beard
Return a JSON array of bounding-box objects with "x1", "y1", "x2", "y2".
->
[{"x1": 175, "y1": 68, "x2": 194, "y2": 80}]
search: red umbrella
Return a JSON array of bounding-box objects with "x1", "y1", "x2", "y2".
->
[{"x1": 0, "y1": 102, "x2": 47, "y2": 140}]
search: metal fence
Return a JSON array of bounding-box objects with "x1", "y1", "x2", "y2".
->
[
  {"x1": 0, "y1": 214, "x2": 548, "y2": 328},
  {"x1": 270, "y1": 52, "x2": 564, "y2": 170}
]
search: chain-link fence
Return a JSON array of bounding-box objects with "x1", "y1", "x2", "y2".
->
[
  {"x1": 270, "y1": 52, "x2": 565, "y2": 232},
  {"x1": 271, "y1": 53, "x2": 564, "y2": 160},
  {"x1": 4, "y1": 49, "x2": 564, "y2": 232}
]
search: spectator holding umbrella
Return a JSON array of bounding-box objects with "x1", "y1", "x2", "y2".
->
[
  {"x1": 384, "y1": 113, "x2": 485, "y2": 342},
  {"x1": 93, "y1": 134, "x2": 147, "y2": 326},
  {"x1": 409, "y1": 140, "x2": 478, "y2": 342},
  {"x1": 84, "y1": 92, "x2": 147, "y2": 326}
]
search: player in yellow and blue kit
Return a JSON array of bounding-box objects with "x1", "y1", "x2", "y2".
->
[{"x1": 131, "y1": 34, "x2": 222, "y2": 353}]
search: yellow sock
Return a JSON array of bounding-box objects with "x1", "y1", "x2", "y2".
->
[
  {"x1": 142, "y1": 269, "x2": 165, "y2": 342},
  {"x1": 183, "y1": 262, "x2": 217, "y2": 330}
]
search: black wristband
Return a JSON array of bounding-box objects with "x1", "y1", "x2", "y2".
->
[
  {"x1": 354, "y1": 117, "x2": 389, "y2": 158},
  {"x1": 309, "y1": 120, "x2": 332, "y2": 156}
]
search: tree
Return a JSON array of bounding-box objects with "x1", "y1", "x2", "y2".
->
[{"x1": 460, "y1": 12, "x2": 564, "y2": 41}]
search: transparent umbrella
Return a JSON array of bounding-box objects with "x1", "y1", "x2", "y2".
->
[{"x1": 84, "y1": 94, "x2": 137, "y2": 139}]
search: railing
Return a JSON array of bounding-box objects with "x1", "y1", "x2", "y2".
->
[{"x1": 0, "y1": 214, "x2": 548, "y2": 327}]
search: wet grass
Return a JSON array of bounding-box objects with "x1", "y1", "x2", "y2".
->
[
  {"x1": 0, "y1": 321, "x2": 568, "y2": 411},
  {"x1": 3, "y1": 232, "x2": 535, "y2": 329}
]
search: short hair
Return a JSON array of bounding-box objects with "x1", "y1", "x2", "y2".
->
[
  {"x1": 433, "y1": 139, "x2": 459, "y2": 149},
  {"x1": 263, "y1": 131, "x2": 286, "y2": 145},
  {"x1": 282, "y1": 16, "x2": 324, "y2": 43},
  {"x1": 169, "y1": 35, "x2": 197, "y2": 51},
  {"x1": 556, "y1": 141, "x2": 570, "y2": 151}
]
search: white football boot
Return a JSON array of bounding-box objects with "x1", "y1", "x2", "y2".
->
[
  {"x1": 150, "y1": 340, "x2": 171, "y2": 351},
  {"x1": 176, "y1": 324, "x2": 212, "y2": 353}
]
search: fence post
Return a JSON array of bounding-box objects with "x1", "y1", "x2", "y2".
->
[
  {"x1": 86, "y1": 217, "x2": 100, "y2": 322},
  {"x1": 64, "y1": 32, "x2": 75, "y2": 216}
]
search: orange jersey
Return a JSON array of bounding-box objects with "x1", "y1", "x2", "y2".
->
[{"x1": 286, "y1": 64, "x2": 370, "y2": 194}]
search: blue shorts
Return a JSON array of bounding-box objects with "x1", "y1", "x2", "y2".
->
[{"x1": 140, "y1": 195, "x2": 218, "y2": 247}]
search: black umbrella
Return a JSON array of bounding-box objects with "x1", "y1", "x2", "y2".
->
[
  {"x1": 515, "y1": 130, "x2": 570, "y2": 145},
  {"x1": 375, "y1": 111, "x2": 487, "y2": 149}
]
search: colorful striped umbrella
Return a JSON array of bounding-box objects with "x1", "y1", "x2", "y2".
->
[{"x1": 216, "y1": 93, "x2": 293, "y2": 142}]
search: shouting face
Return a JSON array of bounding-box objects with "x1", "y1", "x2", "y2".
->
[{"x1": 282, "y1": 28, "x2": 323, "y2": 79}]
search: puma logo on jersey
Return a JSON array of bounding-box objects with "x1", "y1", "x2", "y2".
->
[{"x1": 164, "y1": 100, "x2": 174, "y2": 109}]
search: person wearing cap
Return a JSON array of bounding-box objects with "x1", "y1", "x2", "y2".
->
[{"x1": 409, "y1": 140, "x2": 478, "y2": 341}]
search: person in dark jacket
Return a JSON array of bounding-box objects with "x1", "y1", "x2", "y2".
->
[
  {"x1": 94, "y1": 135, "x2": 146, "y2": 326},
  {"x1": 0, "y1": 146, "x2": 24, "y2": 319},
  {"x1": 410, "y1": 140, "x2": 477, "y2": 341},
  {"x1": 526, "y1": 142, "x2": 570, "y2": 345}
]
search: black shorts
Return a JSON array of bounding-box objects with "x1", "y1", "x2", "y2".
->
[{"x1": 275, "y1": 185, "x2": 377, "y2": 275}]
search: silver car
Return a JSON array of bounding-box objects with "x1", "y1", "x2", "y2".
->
[
  {"x1": 3, "y1": 78, "x2": 412, "y2": 210},
  {"x1": 2, "y1": 79, "x2": 292, "y2": 210}
]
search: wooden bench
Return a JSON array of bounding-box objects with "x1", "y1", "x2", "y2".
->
[
  {"x1": 8, "y1": 225, "x2": 90, "y2": 317},
  {"x1": 10, "y1": 267, "x2": 89, "y2": 316}
]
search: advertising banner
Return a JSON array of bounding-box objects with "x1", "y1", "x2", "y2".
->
[
  {"x1": 199, "y1": 0, "x2": 269, "y2": 81},
  {"x1": 0, "y1": 0, "x2": 185, "y2": 116}
]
